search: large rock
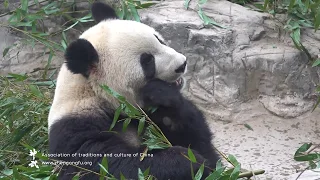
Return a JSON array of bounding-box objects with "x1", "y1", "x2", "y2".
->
[
  {"x1": 139, "y1": 1, "x2": 320, "y2": 179},
  {"x1": 139, "y1": 0, "x2": 320, "y2": 121}
]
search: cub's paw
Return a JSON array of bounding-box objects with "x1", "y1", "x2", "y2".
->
[{"x1": 140, "y1": 79, "x2": 183, "y2": 108}]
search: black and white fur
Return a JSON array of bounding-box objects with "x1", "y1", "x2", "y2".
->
[{"x1": 48, "y1": 2, "x2": 219, "y2": 180}]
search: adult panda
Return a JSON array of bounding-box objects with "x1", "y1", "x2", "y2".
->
[{"x1": 48, "y1": 2, "x2": 220, "y2": 179}]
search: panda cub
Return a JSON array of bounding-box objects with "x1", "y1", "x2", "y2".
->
[{"x1": 48, "y1": 2, "x2": 219, "y2": 180}]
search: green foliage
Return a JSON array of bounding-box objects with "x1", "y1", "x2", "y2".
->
[
  {"x1": 101, "y1": 84, "x2": 172, "y2": 150},
  {"x1": 261, "y1": 0, "x2": 319, "y2": 60},
  {"x1": 294, "y1": 143, "x2": 320, "y2": 171},
  {"x1": 184, "y1": 0, "x2": 226, "y2": 28},
  {"x1": 0, "y1": 74, "x2": 55, "y2": 179}
]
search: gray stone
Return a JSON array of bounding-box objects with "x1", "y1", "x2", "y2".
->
[
  {"x1": 139, "y1": 0, "x2": 320, "y2": 121},
  {"x1": 139, "y1": 0, "x2": 320, "y2": 179}
]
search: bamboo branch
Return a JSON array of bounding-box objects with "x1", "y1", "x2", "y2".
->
[{"x1": 238, "y1": 170, "x2": 265, "y2": 178}]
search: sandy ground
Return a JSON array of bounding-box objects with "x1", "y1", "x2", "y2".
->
[{"x1": 207, "y1": 101, "x2": 320, "y2": 180}]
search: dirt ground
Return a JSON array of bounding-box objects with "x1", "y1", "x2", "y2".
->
[{"x1": 208, "y1": 100, "x2": 320, "y2": 179}]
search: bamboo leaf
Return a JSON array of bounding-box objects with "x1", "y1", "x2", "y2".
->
[
  {"x1": 312, "y1": 59, "x2": 320, "y2": 67},
  {"x1": 138, "y1": 168, "x2": 144, "y2": 180},
  {"x1": 229, "y1": 164, "x2": 241, "y2": 180},
  {"x1": 194, "y1": 163, "x2": 205, "y2": 180},
  {"x1": 184, "y1": 0, "x2": 192, "y2": 9},
  {"x1": 198, "y1": 0, "x2": 207, "y2": 5},
  {"x1": 99, "y1": 157, "x2": 108, "y2": 180},
  {"x1": 188, "y1": 147, "x2": 197, "y2": 163},
  {"x1": 138, "y1": 117, "x2": 145, "y2": 136}
]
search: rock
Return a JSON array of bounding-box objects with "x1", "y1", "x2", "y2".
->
[
  {"x1": 139, "y1": 0, "x2": 320, "y2": 121},
  {"x1": 139, "y1": 1, "x2": 320, "y2": 179}
]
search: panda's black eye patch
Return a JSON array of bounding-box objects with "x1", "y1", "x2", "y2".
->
[
  {"x1": 154, "y1": 35, "x2": 166, "y2": 45},
  {"x1": 140, "y1": 53, "x2": 155, "y2": 80}
]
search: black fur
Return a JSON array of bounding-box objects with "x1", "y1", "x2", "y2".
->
[
  {"x1": 49, "y1": 79, "x2": 219, "y2": 180},
  {"x1": 91, "y1": 2, "x2": 118, "y2": 23},
  {"x1": 65, "y1": 39, "x2": 98, "y2": 77},
  {"x1": 140, "y1": 79, "x2": 220, "y2": 168},
  {"x1": 140, "y1": 53, "x2": 156, "y2": 80}
]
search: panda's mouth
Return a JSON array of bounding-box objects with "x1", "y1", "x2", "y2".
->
[{"x1": 174, "y1": 77, "x2": 184, "y2": 89}]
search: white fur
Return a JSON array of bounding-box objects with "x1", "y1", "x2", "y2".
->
[{"x1": 49, "y1": 19, "x2": 186, "y2": 128}]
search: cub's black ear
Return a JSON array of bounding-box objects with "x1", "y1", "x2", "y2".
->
[
  {"x1": 91, "y1": 2, "x2": 118, "y2": 23},
  {"x1": 65, "y1": 39, "x2": 98, "y2": 77}
]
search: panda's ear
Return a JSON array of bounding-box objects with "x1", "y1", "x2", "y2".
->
[
  {"x1": 65, "y1": 39, "x2": 99, "y2": 77},
  {"x1": 91, "y1": 2, "x2": 118, "y2": 23}
]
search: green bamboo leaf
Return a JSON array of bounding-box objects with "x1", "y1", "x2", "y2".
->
[
  {"x1": 312, "y1": 96, "x2": 320, "y2": 112},
  {"x1": 138, "y1": 117, "x2": 145, "y2": 136},
  {"x1": 61, "y1": 39, "x2": 67, "y2": 50},
  {"x1": 99, "y1": 157, "x2": 108, "y2": 180},
  {"x1": 128, "y1": 2, "x2": 140, "y2": 22},
  {"x1": 228, "y1": 154, "x2": 240, "y2": 166},
  {"x1": 33, "y1": 0, "x2": 39, "y2": 5},
  {"x1": 110, "y1": 105, "x2": 123, "y2": 131},
  {"x1": 263, "y1": 0, "x2": 270, "y2": 10},
  {"x1": 216, "y1": 159, "x2": 222, "y2": 170},
  {"x1": 197, "y1": 7, "x2": 226, "y2": 28},
  {"x1": 11, "y1": 124, "x2": 35, "y2": 144},
  {"x1": 229, "y1": 164, "x2": 241, "y2": 180},
  {"x1": 294, "y1": 153, "x2": 320, "y2": 161},
  {"x1": 309, "y1": 160, "x2": 317, "y2": 169},
  {"x1": 21, "y1": 0, "x2": 28, "y2": 12},
  {"x1": 120, "y1": 172, "x2": 126, "y2": 180},
  {"x1": 244, "y1": 123, "x2": 253, "y2": 131},
  {"x1": 122, "y1": 118, "x2": 131, "y2": 132},
  {"x1": 116, "y1": 8, "x2": 125, "y2": 19},
  {"x1": 62, "y1": 31, "x2": 68, "y2": 45},
  {"x1": 12, "y1": 168, "x2": 20, "y2": 179},
  {"x1": 78, "y1": 14, "x2": 94, "y2": 23},
  {"x1": 1, "y1": 169, "x2": 13, "y2": 176},
  {"x1": 289, "y1": 0, "x2": 296, "y2": 11},
  {"x1": 138, "y1": 168, "x2": 144, "y2": 180},
  {"x1": 101, "y1": 85, "x2": 126, "y2": 102},
  {"x1": 72, "y1": 173, "x2": 80, "y2": 180},
  {"x1": 10, "y1": 21, "x2": 33, "y2": 27},
  {"x1": 194, "y1": 163, "x2": 205, "y2": 180},
  {"x1": 184, "y1": 0, "x2": 192, "y2": 9},
  {"x1": 64, "y1": 21, "x2": 79, "y2": 32},
  {"x1": 290, "y1": 32, "x2": 302, "y2": 51},
  {"x1": 312, "y1": 59, "x2": 320, "y2": 67},
  {"x1": 315, "y1": 10, "x2": 320, "y2": 31},
  {"x1": 3, "y1": 46, "x2": 11, "y2": 57},
  {"x1": 29, "y1": 84, "x2": 44, "y2": 98},
  {"x1": 143, "y1": 167, "x2": 150, "y2": 177},
  {"x1": 4, "y1": 0, "x2": 9, "y2": 8},
  {"x1": 294, "y1": 143, "x2": 312, "y2": 157},
  {"x1": 188, "y1": 147, "x2": 197, "y2": 163},
  {"x1": 137, "y1": 2, "x2": 156, "y2": 9},
  {"x1": 205, "y1": 167, "x2": 226, "y2": 180},
  {"x1": 198, "y1": 0, "x2": 207, "y2": 4}
]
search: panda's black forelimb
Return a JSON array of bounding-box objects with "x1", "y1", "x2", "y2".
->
[{"x1": 140, "y1": 78, "x2": 220, "y2": 168}]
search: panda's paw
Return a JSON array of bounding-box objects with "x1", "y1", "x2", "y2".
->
[{"x1": 140, "y1": 79, "x2": 183, "y2": 108}]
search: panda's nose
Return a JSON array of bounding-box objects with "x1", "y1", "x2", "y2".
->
[{"x1": 175, "y1": 61, "x2": 187, "y2": 73}]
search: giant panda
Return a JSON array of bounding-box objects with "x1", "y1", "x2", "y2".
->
[{"x1": 48, "y1": 2, "x2": 220, "y2": 180}]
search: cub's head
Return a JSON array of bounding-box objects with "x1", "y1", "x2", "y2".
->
[{"x1": 64, "y1": 2, "x2": 187, "y2": 107}]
